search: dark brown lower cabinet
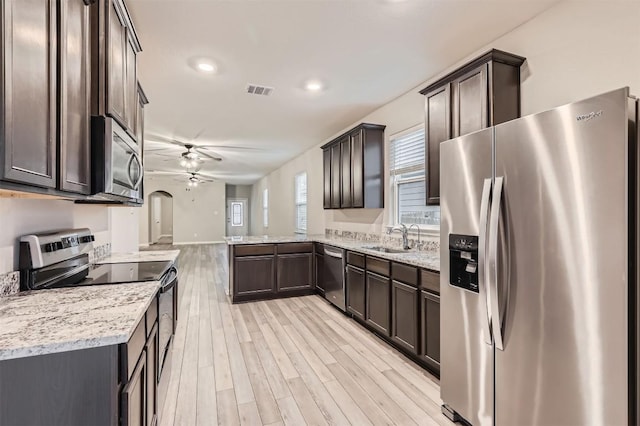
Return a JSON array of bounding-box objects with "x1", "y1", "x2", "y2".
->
[
  {"x1": 346, "y1": 265, "x2": 365, "y2": 321},
  {"x1": 277, "y1": 253, "x2": 313, "y2": 292},
  {"x1": 145, "y1": 323, "x2": 158, "y2": 426},
  {"x1": 365, "y1": 271, "x2": 390, "y2": 336},
  {"x1": 314, "y1": 253, "x2": 325, "y2": 295},
  {"x1": 391, "y1": 280, "x2": 418, "y2": 353},
  {"x1": 420, "y1": 290, "x2": 441, "y2": 373},
  {"x1": 234, "y1": 255, "x2": 276, "y2": 298},
  {"x1": 121, "y1": 347, "x2": 147, "y2": 426}
]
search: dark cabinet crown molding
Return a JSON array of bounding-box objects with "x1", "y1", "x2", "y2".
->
[
  {"x1": 320, "y1": 123, "x2": 386, "y2": 149},
  {"x1": 419, "y1": 49, "x2": 525, "y2": 95}
]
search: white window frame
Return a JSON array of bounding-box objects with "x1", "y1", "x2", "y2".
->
[
  {"x1": 294, "y1": 172, "x2": 307, "y2": 234},
  {"x1": 263, "y1": 188, "x2": 269, "y2": 228},
  {"x1": 389, "y1": 124, "x2": 439, "y2": 234}
]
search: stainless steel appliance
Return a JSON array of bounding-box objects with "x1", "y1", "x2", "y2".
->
[
  {"x1": 19, "y1": 228, "x2": 178, "y2": 416},
  {"x1": 440, "y1": 87, "x2": 639, "y2": 425},
  {"x1": 91, "y1": 116, "x2": 143, "y2": 203},
  {"x1": 323, "y1": 246, "x2": 346, "y2": 311}
]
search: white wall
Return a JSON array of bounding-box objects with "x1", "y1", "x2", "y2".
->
[
  {"x1": 139, "y1": 177, "x2": 226, "y2": 245},
  {"x1": 251, "y1": 0, "x2": 640, "y2": 237},
  {"x1": 0, "y1": 197, "x2": 137, "y2": 274}
]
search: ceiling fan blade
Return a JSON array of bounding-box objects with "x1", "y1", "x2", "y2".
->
[
  {"x1": 194, "y1": 148, "x2": 222, "y2": 161},
  {"x1": 197, "y1": 144, "x2": 265, "y2": 152}
]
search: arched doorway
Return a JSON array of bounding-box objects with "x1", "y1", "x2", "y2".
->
[{"x1": 149, "y1": 191, "x2": 174, "y2": 245}]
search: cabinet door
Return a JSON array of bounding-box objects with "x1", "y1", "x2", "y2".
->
[
  {"x1": 420, "y1": 290, "x2": 440, "y2": 372},
  {"x1": 340, "y1": 136, "x2": 352, "y2": 208},
  {"x1": 424, "y1": 84, "x2": 451, "y2": 205},
  {"x1": 277, "y1": 253, "x2": 313, "y2": 292},
  {"x1": 234, "y1": 255, "x2": 275, "y2": 297},
  {"x1": 124, "y1": 31, "x2": 137, "y2": 132},
  {"x1": 315, "y1": 254, "x2": 325, "y2": 294},
  {"x1": 346, "y1": 265, "x2": 365, "y2": 321},
  {"x1": 322, "y1": 149, "x2": 331, "y2": 209},
  {"x1": 365, "y1": 271, "x2": 390, "y2": 336},
  {"x1": 1, "y1": 0, "x2": 57, "y2": 188},
  {"x1": 351, "y1": 130, "x2": 364, "y2": 208},
  {"x1": 59, "y1": 0, "x2": 91, "y2": 194},
  {"x1": 107, "y1": 0, "x2": 127, "y2": 127},
  {"x1": 145, "y1": 323, "x2": 158, "y2": 426},
  {"x1": 330, "y1": 144, "x2": 341, "y2": 209},
  {"x1": 452, "y1": 64, "x2": 488, "y2": 137},
  {"x1": 391, "y1": 281, "x2": 418, "y2": 354},
  {"x1": 121, "y1": 351, "x2": 147, "y2": 426}
]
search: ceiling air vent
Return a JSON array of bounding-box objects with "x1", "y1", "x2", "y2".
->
[{"x1": 246, "y1": 84, "x2": 274, "y2": 96}]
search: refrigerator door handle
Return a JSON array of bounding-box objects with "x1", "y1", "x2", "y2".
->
[
  {"x1": 489, "y1": 176, "x2": 505, "y2": 350},
  {"x1": 478, "y1": 178, "x2": 493, "y2": 345}
]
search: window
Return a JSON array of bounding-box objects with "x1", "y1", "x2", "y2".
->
[
  {"x1": 263, "y1": 189, "x2": 269, "y2": 228},
  {"x1": 231, "y1": 202, "x2": 243, "y2": 227},
  {"x1": 390, "y1": 126, "x2": 440, "y2": 228},
  {"x1": 295, "y1": 172, "x2": 307, "y2": 233}
]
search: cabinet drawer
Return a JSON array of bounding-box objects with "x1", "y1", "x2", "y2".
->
[
  {"x1": 392, "y1": 263, "x2": 418, "y2": 287},
  {"x1": 314, "y1": 243, "x2": 325, "y2": 255},
  {"x1": 347, "y1": 251, "x2": 365, "y2": 268},
  {"x1": 420, "y1": 269, "x2": 440, "y2": 294},
  {"x1": 146, "y1": 297, "x2": 158, "y2": 336},
  {"x1": 366, "y1": 257, "x2": 390, "y2": 277},
  {"x1": 278, "y1": 242, "x2": 312, "y2": 254},
  {"x1": 235, "y1": 244, "x2": 275, "y2": 256}
]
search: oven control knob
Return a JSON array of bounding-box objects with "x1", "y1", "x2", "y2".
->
[{"x1": 43, "y1": 243, "x2": 57, "y2": 253}]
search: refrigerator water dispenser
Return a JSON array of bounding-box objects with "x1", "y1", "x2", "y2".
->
[{"x1": 449, "y1": 234, "x2": 479, "y2": 292}]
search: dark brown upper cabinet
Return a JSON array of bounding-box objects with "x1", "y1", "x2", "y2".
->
[
  {"x1": 420, "y1": 49, "x2": 525, "y2": 205},
  {"x1": 1, "y1": 0, "x2": 58, "y2": 189},
  {"x1": 59, "y1": 0, "x2": 93, "y2": 195},
  {"x1": 135, "y1": 83, "x2": 149, "y2": 157},
  {"x1": 321, "y1": 123, "x2": 385, "y2": 210},
  {"x1": 92, "y1": 0, "x2": 141, "y2": 139}
]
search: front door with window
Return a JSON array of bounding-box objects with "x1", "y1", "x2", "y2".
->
[{"x1": 226, "y1": 198, "x2": 248, "y2": 237}]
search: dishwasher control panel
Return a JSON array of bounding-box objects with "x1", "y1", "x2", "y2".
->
[{"x1": 449, "y1": 234, "x2": 479, "y2": 293}]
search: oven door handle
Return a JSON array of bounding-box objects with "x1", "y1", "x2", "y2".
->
[{"x1": 160, "y1": 267, "x2": 178, "y2": 292}]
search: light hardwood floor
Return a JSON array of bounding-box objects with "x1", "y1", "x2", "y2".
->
[{"x1": 156, "y1": 244, "x2": 450, "y2": 426}]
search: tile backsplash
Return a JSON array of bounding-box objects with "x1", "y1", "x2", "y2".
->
[
  {"x1": 89, "y1": 243, "x2": 112, "y2": 264},
  {"x1": 324, "y1": 228, "x2": 439, "y2": 252}
]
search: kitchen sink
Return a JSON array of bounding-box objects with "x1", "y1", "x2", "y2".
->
[{"x1": 361, "y1": 245, "x2": 409, "y2": 254}]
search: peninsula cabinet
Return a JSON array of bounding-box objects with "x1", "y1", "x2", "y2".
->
[
  {"x1": 321, "y1": 123, "x2": 385, "y2": 210},
  {"x1": 231, "y1": 243, "x2": 316, "y2": 303},
  {"x1": 420, "y1": 49, "x2": 525, "y2": 205}
]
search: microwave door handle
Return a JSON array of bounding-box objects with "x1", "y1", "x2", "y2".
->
[
  {"x1": 478, "y1": 178, "x2": 493, "y2": 345},
  {"x1": 489, "y1": 176, "x2": 505, "y2": 350},
  {"x1": 127, "y1": 153, "x2": 143, "y2": 189}
]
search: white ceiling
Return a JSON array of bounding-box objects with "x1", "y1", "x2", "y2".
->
[{"x1": 129, "y1": 0, "x2": 557, "y2": 185}]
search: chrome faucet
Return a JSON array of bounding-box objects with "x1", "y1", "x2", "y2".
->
[
  {"x1": 408, "y1": 224, "x2": 421, "y2": 248},
  {"x1": 389, "y1": 224, "x2": 410, "y2": 250}
]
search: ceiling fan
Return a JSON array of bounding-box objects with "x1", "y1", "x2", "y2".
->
[
  {"x1": 146, "y1": 170, "x2": 216, "y2": 187},
  {"x1": 144, "y1": 136, "x2": 223, "y2": 166}
]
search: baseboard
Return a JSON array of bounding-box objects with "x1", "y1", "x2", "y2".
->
[
  {"x1": 173, "y1": 240, "x2": 226, "y2": 245},
  {"x1": 138, "y1": 243, "x2": 150, "y2": 248},
  {"x1": 160, "y1": 234, "x2": 172, "y2": 238}
]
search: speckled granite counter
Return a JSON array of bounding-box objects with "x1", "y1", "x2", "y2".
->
[
  {"x1": 224, "y1": 235, "x2": 440, "y2": 272},
  {"x1": 96, "y1": 249, "x2": 180, "y2": 264},
  {"x1": 0, "y1": 281, "x2": 160, "y2": 361}
]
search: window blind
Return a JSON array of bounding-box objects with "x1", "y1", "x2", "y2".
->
[
  {"x1": 263, "y1": 189, "x2": 269, "y2": 227},
  {"x1": 295, "y1": 173, "x2": 307, "y2": 232},
  {"x1": 389, "y1": 128, "x2": 425, "y2": 176}
]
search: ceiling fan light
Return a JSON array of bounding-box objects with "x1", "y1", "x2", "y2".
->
[{"x1": 193, "y1": 181, "x2": 199, "y2": 187}]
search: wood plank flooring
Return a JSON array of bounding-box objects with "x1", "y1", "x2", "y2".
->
[{"x1": 154, "y1": 244, "x2": 450, "y2": 426}]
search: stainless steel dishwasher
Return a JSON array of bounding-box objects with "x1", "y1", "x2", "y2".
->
[{"x1": 323, "y1": 246, "x2": 345, "y2": 311}]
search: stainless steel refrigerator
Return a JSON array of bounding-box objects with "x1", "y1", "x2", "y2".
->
[{"x1": 440, "y1": 87, "x2": 639, "y2": 425}]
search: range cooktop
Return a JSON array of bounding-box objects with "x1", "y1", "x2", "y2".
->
[{"x1": 41, "y1": 261, "x2": 174, "y2": 289}]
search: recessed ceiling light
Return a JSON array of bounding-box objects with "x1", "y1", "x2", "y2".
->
[
  {"x1": 196, "y1": 61, "x2": 216, "y2": 73},
  {"x1": 305, "y1": 80, "x2": 323, "y2": 92}
]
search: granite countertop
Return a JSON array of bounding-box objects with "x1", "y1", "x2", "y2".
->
[
  {"x1": 224, "y1": 235, "x2": 440, "y2": 272},
  {"x1": 0, "y1": 281, "x2": 160, "y2": 361},
  {"x1": 96, "y1": 249, "x2": 180, "y2": 264}
]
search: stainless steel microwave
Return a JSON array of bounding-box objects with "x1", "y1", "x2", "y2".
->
[{"x1": 91, "y1": 116, "x2": 143, "y2": 203}]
